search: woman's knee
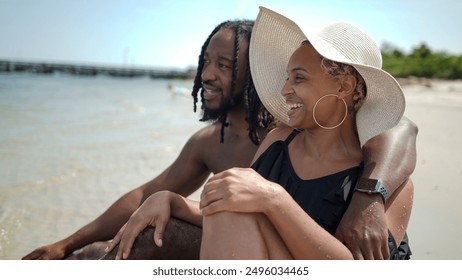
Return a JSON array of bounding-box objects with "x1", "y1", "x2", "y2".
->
[{"x1": 203, "y1": 211, "x2": 262, "y2": 232}]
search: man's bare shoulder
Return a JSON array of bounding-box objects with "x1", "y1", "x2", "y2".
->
[
  {"x1": 189, "y1": 123, "x2": 221, "y2": 142},
  {"x1": 168, "y1": 124, "x2": 221, "y2": 173},
  {"x1": 181, "y1": 123, "x2": 223, "y2": 152}
]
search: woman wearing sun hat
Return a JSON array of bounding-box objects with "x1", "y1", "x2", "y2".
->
[{"x1": 199, "y1": 7, "x2": 413, "y2": 259}]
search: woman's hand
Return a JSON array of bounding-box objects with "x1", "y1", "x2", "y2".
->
[
  {"x1": 105, "y1": 191, "x2": 173, "y2": 260},
  {"x1": 200, "y1": 167, "x2": 282, "y2": 216}
]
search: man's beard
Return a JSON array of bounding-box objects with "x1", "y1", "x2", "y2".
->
[{"x1": 201, "y1": 91, "x2": 243, "y2": 122}]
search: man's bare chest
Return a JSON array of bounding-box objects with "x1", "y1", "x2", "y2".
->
[{"x1": 205, "y1": 141, "x2": 259, "y2": 174}]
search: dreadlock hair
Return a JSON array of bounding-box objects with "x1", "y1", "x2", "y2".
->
[{"x1": 191, "y1": 20, "x2": 274, "y2": 145}]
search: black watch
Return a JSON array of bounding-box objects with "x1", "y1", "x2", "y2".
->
[{"x1": 354, "y1": 178, "x2": 388, "y2": 203}]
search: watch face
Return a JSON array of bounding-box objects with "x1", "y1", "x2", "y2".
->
[
  {"x1": 357, "y1": 178, "x2": 380, "y2": 192},
  {"x1": 355, "y1": 178, "x2": 388, "y2": 203}
]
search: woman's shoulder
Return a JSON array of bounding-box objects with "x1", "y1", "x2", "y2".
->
[
  {"x1": 252, "y1": 126, "x2": 295, "y2": 163},
  {"x1": 266, "y1": 126, "x2": 294, "y2": 142}
]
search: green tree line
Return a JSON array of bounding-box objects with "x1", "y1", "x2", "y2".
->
[{"x1": 381, "y1": 42, "x2": 462, "y2": 80}]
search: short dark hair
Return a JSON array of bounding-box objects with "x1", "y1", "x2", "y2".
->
[{"x1": 191, "y1": 20, "x2": 273, "y2": 145}]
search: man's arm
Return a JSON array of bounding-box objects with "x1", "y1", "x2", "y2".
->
[
  {"x1": 360, "y1": 116, "x2": 418, "y2": 194},
  {"x1": 22, "y1": 129, "x2": 211, "y2": 260},
  {"x1": 336, "y1": 116, "x2": 418, "y2": 259}
]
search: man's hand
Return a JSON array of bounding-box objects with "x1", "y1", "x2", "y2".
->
[
  {"x1": 335, "y1": 192, "x2": 389, "y2": 259},
  {"x1": 105, "y1": 191, "x2": 173, "y2": 260},
  {"x1": 22, "y1": 242, "x2": 67, "y2": 260}
]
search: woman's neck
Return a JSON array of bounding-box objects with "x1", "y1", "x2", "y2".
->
[{"x1": 298, "y1": 118, "x2": 362, "y2": 161}]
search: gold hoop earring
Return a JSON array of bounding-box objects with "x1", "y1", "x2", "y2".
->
[{"x1": 312, "y1": 94, "x2": 348, "y2": 130}]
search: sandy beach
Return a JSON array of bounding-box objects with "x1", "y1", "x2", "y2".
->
[{"x1": 398, "y1": 79, "x2": 462, "y2": 259}]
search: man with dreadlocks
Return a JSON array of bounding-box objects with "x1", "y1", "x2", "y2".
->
[{"x1": 23, "y1": 19, "x2": 417, "y2": 260}]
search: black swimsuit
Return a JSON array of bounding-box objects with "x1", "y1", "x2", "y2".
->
[{"x1": 251, "y1": 129, "x2": 411, "y2": 259}]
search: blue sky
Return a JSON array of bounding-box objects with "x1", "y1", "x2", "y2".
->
[{"x1": 1, "y1": 0, "x2": 461, "y2": 69}]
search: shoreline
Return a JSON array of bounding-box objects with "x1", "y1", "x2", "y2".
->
[{"x1": 0, "y1": 59, "x2": 196, "y2": 79}]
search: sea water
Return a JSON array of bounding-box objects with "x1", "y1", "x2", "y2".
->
[{"x1": 0, "y1": 73, "x2": 205, "y2": 259}]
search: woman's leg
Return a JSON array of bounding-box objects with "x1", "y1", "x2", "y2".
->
[{"x1": 200, "y1": 211, "x2": 292, "y2": 259}]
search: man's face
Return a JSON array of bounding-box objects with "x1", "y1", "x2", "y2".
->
[{"x1": 200, "y1": 28, "x2": 249, "y2": 117}]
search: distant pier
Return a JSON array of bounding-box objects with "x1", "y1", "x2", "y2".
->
[{"x1": 0, "y1": 60, "x2": 196, "y2": 79}]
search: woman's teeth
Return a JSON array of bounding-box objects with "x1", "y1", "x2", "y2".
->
[{"x1": 288, "y1": 103, "x2": 303, "y2": 110}]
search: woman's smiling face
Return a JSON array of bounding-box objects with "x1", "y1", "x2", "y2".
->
[{"x1": 282, "y1": 42, "x2": 341, "y2": 129}]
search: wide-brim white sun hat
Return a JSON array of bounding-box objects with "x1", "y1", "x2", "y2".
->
[{"x1": 249, "y1": 7, "x2": 405, "y2": 146}]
